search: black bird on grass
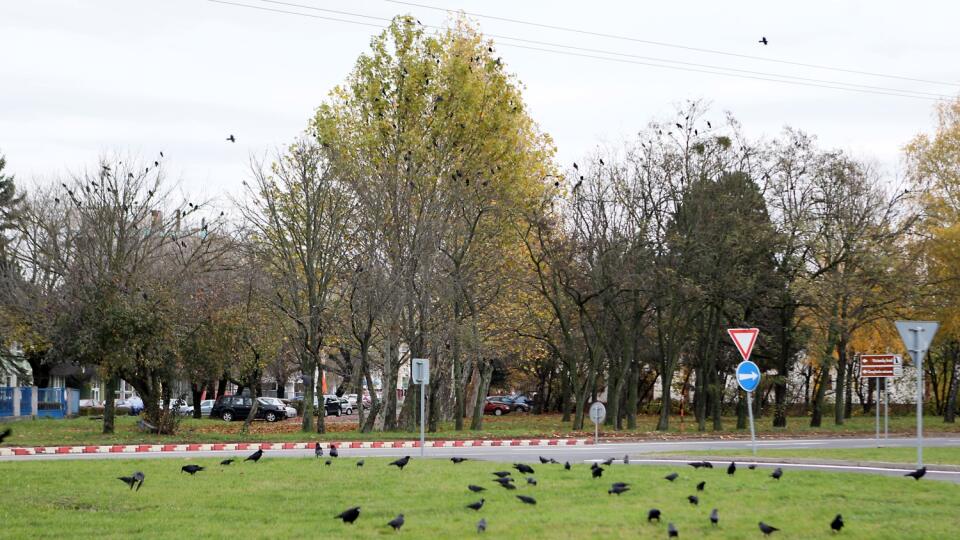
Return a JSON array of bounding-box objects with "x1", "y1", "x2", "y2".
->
[
  {"x1": 477, "y1": 517, "x2": 487, "y2": 533},
  {"x1": 564, "y1": 461, "x2": 571, "y2": 470},
  {"x1": 387, "y1": 514, "x2": 404, "y2": 531},
  {"x1": 539, "y1": 456, "x2": 550, "y2": 464},
  {"x1": 468, "y1": 485, "x2": 486, "y2": 493},
  {"x1": 0, "y1": 428, "x2": 11, "y2": 444},
  {"x1": 526, "y1": 477, "x2": 537, "y2": 486},
  {"x1": 601, "y1": 458, "x2": 614, "y2": 467},
  {"x1": 516, "y1": 495, "x2": 536, "y2": 505},
  {"x1": 668, "y1": 522, "x2": 679, "y2": 537},
  {"x1": 696, "y1": 481, "x2": 705, "y2": 491},
  {"x1": 118, "y1": 471, "x2": 145, "y2": 491},
  {"x1": 226, "y1": 135, "x2": 236, "y2": 143},
  {"x1": 315, "y1": 442, "x2": 323, "y2": 458},
  {"x1": 623, "y1": 455, "x2": 629, "y2": 465},
  {"x1": 245, "y1": 449, "x2": 263, "y2": 463},
  {"x1": 356, "y1": 460, "x2": 365, "y2": 468},
  {"x1": 467, "y1": 499, "x2": 485, "y2": 511},
  {"x1": 770, "y1": 467, "x2": 783, "y2": 480},
  {"x1": 389, "y1": 456, "x2": 411, "y2": 470},
  {"x1": 592, "y1": 466, "x2": 604, "y2": 479},
  {"x1": 831, "y1": 514, "x2": 844, "y2": 532},
  {"x1": 608, "y1": 484, "x2": 630, "y2": 495},
  {"x1": 748, "y1": 464, "x2": 757, "y2": 470},
  {"x1": 493, "y1": 476, "x2": 513, "y2": 485},
  {"x1": 336, "y1": 506, "x2": 361, "y2": 524},
  {"x1": 493, "y1": 471, "x2": 512, "y2": 478},
  {"x1": 664, "y1": 472, "x2": 679, "y2": 482},
  {"x1": 687, "y1": 495, "x2": 699, "y2": 505},
  {"x1": 220, "y1": 459, "x2": 234, "y2": 466},
  {"x1": 759, "y1": 522, "x2": 779, "y2": 535},
  {"x1": 514, "y1": 463, "x2": 535, "y2": 475},
  {"x1": 181, "y1": 465, "x2": 204, "y2": 475},
  {"x1": 329, "y1": 444, "x2": 339, "y2": 458},
  {"x1": 647, "y1": 508, "x2": 661, "y2": 522},
  {"x1": 325, "y1": 459, "x2": 332, "y2": 466},
  {"x1": 905, "y1": 467, "x2": 926, "y2": 480},
  {"x1": 451, "y1": 457, "x2": 468, "y2": 464},
  {"x1": 710, "y1": 508, "x2": 719, "y2": 526},
  {"x1": 727, "y1": 462, "x2": 736, "y2": 475}
]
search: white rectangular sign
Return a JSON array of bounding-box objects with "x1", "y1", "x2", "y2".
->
[{"x1": 412, "y1": 358, "x2": 430, "y2": 385}]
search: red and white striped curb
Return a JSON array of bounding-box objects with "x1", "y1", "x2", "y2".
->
[{"x1": 0, "y1": 438, "x2": 591, "y2": 456}]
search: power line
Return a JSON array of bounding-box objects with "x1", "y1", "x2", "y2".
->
[
  {"x1": 387, "y1": 0, "x2": 960, "y2": 88},
  {"x1": 207, "y1": 0, "x2": 948, "y2": 101}
]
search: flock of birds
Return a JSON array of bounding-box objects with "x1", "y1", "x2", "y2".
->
[{"x1": 107, "y1": 435, "x2": 932, "y2": 537}]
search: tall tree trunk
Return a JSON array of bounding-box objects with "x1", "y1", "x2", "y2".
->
[
  {"x1": 810, "y1": 365, "x2": 830, "y2": 427},
  {"x1": 102, "y1": 375, "x2": 118, "y2": 434},
  {"x1": 625, "y1": 362, "x2": 638, "y2": 429},
  {"x1": 834, "y1": 337, "x2": 847, "y2": 425},
  {"x1": 943, "y1": 342, "x2": 960, "y2": 423},
  {"x1": 191, "y1": 383, "x2": 204, "y2": 420},
  {"x1": 844, "y1": 355, "x2": 854, "y2": 419},
  {"x1": 559, "y1": 366, "x2": 572, "y2": 422},
  {"x1": 656, "y1": 369, "x2": 673, "y2": 431},
  {"x1": 470, "y1": 361, "x2": 494, "y2": 430}
]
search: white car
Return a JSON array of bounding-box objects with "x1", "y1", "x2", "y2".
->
[
  {"x1": 258, "y1": 397, "x2": 296, "y2": 418},
  {"x1": 199, "y1": 399, "x2": 215, "y2": 417},
  {"x1": 344, "y1": 394, "x2": 359, "y2": 411},
  {"x1": 162, "y1": 399, "x2": 193, "y2": 416}
]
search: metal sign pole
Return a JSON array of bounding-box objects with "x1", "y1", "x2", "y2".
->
[
  {"x1": 595, "y1": 418, "x2": 599, "y2": 444},
  {"x1": 884, "y1": 378, "x2": 889, "y2": 440},
  {"x1": 746, "y1": 391, "x2": 756, "y2": 456},
  {"x1": 912, "y1": 328, "x2": 923, "y2": 468},
  {"x1": 875, "y1": 379, "x2": 880, "y2": 447},
  {"x1": 419, "y1": 381, "x2": 425, "y2": 457}
]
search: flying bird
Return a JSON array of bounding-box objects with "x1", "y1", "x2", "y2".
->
[
  {"x1": 245, "y1": 449, "x2": 263, "y2": 462},
  {"x1": 687, "y1": 495, "x2": 699, "y2": 506},
  {"x1": 389, "y1": 456, "x2": 411, "y2": 470},
  {"x1": 387, "y1": 514, "x2": 405, "y2": 531},
  {"x1": 220, "y1": 459, "x2": 234, "y2": 466},
  {"x1": 118, "y1": 471, "x2": 145, "y2": 491},
  {"x1": 181, "y1": 465, "x2": 204, "y2": 475},
  {"x1": 727, "y1": 462, "x2": 736, "y2": 475},
  {"x1": 226, "y1": 135, "x2": 236, "y2": 143},
  {"x1": 710, "y1": 508, "x2": 719, "y2": 526},
  {"x1": 315, "y1": 442, "x2": 323, "y2": 458},
  {"x1": 468, "y1": 485, "x2": 486, "y2": 493},
  {"x1": 770, "y1": 467, "x2": 783, "y2": 480},
  {"x1": 477, "y1": 518, "x2": 487, "y2": 533},
  {"x1": 759, "y1": 522, "x2": 780, "y2": 535},
  {"x1": 467, "y1": 499, "x2": 485, "y2": 511},
  {"x1": 647, "y1": 508, "x2": 661, "y2": 522},
  {"x1": 664, "y1": 472, "x2": 678, "y2": 482},
  {"x1": 451, "y1": 457, "x2": 468, "y2": 464},
  {"x1": 905, "y1": 467, "x2": 926, "y2": 480},
  {"x1": 696, "y1": 481, "x2": 705, "y2": 491},
  {"x1": 336, "y1": 506, "x2": 361, "y2": 524},
  {"x1": 668, "y1": 522, "x2": 679, "y2": 538},
  {"x1": 759, "y1": 37, "x2": 769, "y2": 45},
  {"x1": 516, "y1": 495, "x2": 536, "y2": 505},
  {"x1": 831, "y1": 514, "x2": 844, "y2": 532}
]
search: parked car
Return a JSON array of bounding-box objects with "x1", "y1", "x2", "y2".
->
[
  {"x1": 116, "y1": 396, "x2": 144, "y2": 416},
  {"x1": 508, "y1": 395, "x2": 532, "y2": 413},
  {"x1": 210, "y1": 395, "x2": 287, "y2": 422},
  {"x1": 162, "y1": 399, "x2": 193, "y2": 416},
  {"x1": 344, "y1": 394, "x2": 359, "y2": 412},
  {"x1": 323, "y1": 396, "x2": 342, "y2": 417},
  {"x1": 484, "y1": 397, "x2": 512, "y2": 416},
  {"x1": 199, "y1": 399, "x2": 215, "y2": 417},
  {"x1": 258, "y1": 397, "x2": 297, "y2": 418}
]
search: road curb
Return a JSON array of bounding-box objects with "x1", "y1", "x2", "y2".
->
[{"x1": 0, "y1": 437, "x2": 592, "y2": 456}]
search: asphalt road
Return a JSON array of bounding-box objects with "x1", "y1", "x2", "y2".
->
[{"x1": 4, "y1": 436, "x2": 959, "y2": 482}]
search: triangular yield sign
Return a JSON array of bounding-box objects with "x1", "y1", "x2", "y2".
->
[{"x1": 728, "y1": 328, "x2": 759, "y2": 361}]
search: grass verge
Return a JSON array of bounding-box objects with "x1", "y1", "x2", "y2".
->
[{"x1": 650, "y1": 446, "x2": 960, "y2": 466}]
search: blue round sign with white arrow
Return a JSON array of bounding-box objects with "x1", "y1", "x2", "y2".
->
[{"x1": 736, "y1": 360, "x2": 761, "y2": 393}]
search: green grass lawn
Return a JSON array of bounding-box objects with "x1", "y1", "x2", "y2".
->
[
  {"x1": 0, "y1": 456, "x2": 956, "y2": 538},
  {"x1": 2, "y1": 413, "x2": 958, "y2": 447},
  {"x1": 654, "y1": 446, "x2": 960, "y2": 466}
]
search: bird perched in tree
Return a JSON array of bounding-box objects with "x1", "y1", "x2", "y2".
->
[
  {"x1": 389, "y1": 456, "x2": 411, "y2": 470},
  {"x1": 687, "y1": 495, "x2": 699, "y2": 506},
  {"x1": 330, "y1": 444, "x2": 339, "y2": 458},
  {"x1": 600, "y1": 158, "x2": 605, "y2": 166},
  {"x1": 477, "y1": 518, "x2": 487, "y2": 533},
  {"x1": 608, "y1": 484, "x2": 630, "y2": 495},
  {"x1": 707, "y1": 121, "x2": 712, "y2": 129},
  {"x1": 526, "y1": 477, "x2": 537, "y2": 486},
  {"x1": 696, "y1": 481, "x2": 705, "y2": 491},
  {"x1": 592, "y1": 466, "x2": 604, "y2": 479},
  {"x1": 710, "y1": 508, "x2": 719, "y2": 526},
  {"x1": 467, "y1": 499, "x2": 485, "y2": 511},
  {"x1": 727, "y1": 462, "x2": 736, "y2": 475},
  {"x1": 468, "y1": 485, "x2": 486, "y2": 493},
  {"x1": 831, "y1": 514, "x2": 844, "y2": 532},
  {"x1": 573, "y1": 162, "x2": 579, "y2": 170},
  {"x1": 336, "y1": 507, "x2": 361, "y2": 524},
  {"x1": 181, "y1": 465, "x2": 204, "y2": 475},
  {"x1": 516, "y1": 495, "x2": 536, "y2": 505},
  {"x1": 315, "y1": 442, "x2": 323, "y2": 458},
  {"x1": 220, "y1": 459, "x2": 234, "y2": 466},
  {"x1": 514, "y1": 463, "x2": 535, "y2": 475},
  {"x1": 226, "y1": 135, "x2": 236, "y2": 142},
  {"x1": 0, "y1": 428, "x2": 11, "y2": 444},
  {"x1": 564, "y1": 461, "x2": 571, "y2": 470},
  {"x1": 647, "y1": 508, "x2": 661, "y2": 522},
  {"x1": 452, "y1": 457, "x2": 468, "y2": 464},
  {"x1": 245, "y1": 449, "x2": 263, "y2": 463},
  {"x1": 905, "y1": 467, "x2": 926, "y2": 480},
  {"x1": 770, "y1": 467, "x2": 783, "y2": 480},
  {"x1": 668, "y1": 522, "x2": 679, "y2": 537},
  {"x1": 118, "y1": 471, "x2": 145, "y2": 491},
  {"x1": 759, "y1": 37, "x2": 769, "y2": 45},
  {"x1": 759, "y1": 522, "x2": 780, "y2": 535},
  {"x1": 664, "y1": 472, "x2": 679, "y2": 482},
  {"x1": 387, "y1": 514, "x2": 404, "y2": 531},
  {"x1": 493, "y1": 471, "x2": 512, "y2": 478},
  {"x1": 356, "y1": 460, "x2": 364, "y2": 468}
]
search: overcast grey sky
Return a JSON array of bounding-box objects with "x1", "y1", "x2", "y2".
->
[{"x1": 2, "y1": 0, "x2": 958, "y2": 201}]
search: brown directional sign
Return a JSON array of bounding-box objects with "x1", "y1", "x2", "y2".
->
[{"x1": 859, "y1": 354, "x2": 902, "y2": 378}]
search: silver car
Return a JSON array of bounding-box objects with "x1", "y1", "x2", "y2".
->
[{"x1": 258, "y1": 397, "x2": 297, "y2": 418}]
